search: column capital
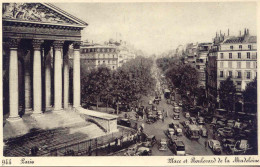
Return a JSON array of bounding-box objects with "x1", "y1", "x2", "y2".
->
[
  {"x1": 32, "y1": 39, "x2": 44, "y2": 50},
  {"x1": 8, "y1": 38, "x2": 20, "y2": 49},
  {"x1": 53, "y1": 40, "x2": 64, "y2": 50},
  {"x1": 73, "y1": 41, "x2": 82, "y2": 49}
]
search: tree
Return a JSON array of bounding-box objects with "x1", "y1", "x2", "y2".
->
[
  {"x1": 218, "y1": 77, "x2": 236, "y2": 111},
  {"x1": 243, "y1": 77, "x2": 257, "y2": 113}
]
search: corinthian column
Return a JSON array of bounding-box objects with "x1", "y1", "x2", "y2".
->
[
  {"x1": 73, "y1": 42, "x2": 81, "y2": 108},
  {"x1": 63, "y1": 43, "x2": 70, "y2": 109},
  {"x1": 7, "y1": 39, "x2": 21, "y2": 121},
  {"x1": 53, "y1": 41, "x2": 64, "y2": 111},
  {"x1": 32, "y1": 39, "x2": 44, "y2": 115},
  {"x1": 24, "y1": 50, "x2": 32, "y2": 113},
  {"x1": 45, "y1": 46, "x2": 53, "y2": 111}
]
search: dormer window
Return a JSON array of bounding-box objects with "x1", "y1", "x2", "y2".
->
[{"x1": 230, "y1": 46, "x2": 233, "y2": 50}]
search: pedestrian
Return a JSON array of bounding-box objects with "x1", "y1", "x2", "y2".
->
[
  {"x1": 205, "y1": 140, "x2": 208, "y2": 150},
  {"x1": 162, "y1": 116, "x2": 164, "y2": 122}
]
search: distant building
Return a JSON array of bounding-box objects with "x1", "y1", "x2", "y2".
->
[
  {"x1": 207, "y1": 29, "x2": 257, "y2": 103},
  {"x1": 184, "y1": 43, "x2": 198, "y2": 66},
  {"x1": 80, "y1": 44, "x2": 119, "y2": 70},
  {"x1": 196, "y1": 43, "x2": 212, "y2": 88}
]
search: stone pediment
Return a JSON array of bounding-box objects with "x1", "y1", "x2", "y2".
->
[{"x1": 2, "y1": 3, "x2": 87, "y2": 27}]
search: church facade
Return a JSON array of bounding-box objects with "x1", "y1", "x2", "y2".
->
[{"x1": 2, "y1": 3, "x2": 87, "y2": 120}]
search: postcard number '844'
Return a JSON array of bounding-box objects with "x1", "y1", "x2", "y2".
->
[{"x1": 2, "y1": 159, "x2": 12, "y2": 166}]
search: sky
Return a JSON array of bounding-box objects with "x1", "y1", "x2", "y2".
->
[{"x1": 55, "y1": 2, "x2": 257, "y2": 55}]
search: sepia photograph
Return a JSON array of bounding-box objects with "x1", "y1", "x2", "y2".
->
[{"x1": 1, "y1": 0, "x2": 258, "y2": 162}]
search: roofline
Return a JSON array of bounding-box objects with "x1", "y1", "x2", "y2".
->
[
  {"x1": 3, "y1": 19, "x2": 86, "y2": 28},
  {"x1": 42, "y1": 3, "x2": 88, "y2": 26}
]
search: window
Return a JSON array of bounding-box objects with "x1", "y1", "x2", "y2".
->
[
  {"x1": 246, "y1": 62, "x2": 251, "y2": 68},
  {"x1": 230, "y1": 46, "x2": 233, "y2": 50},
  {"x1": 237, "y1": 71, "x2": 241, "y2": 78},
  {"x1": 237, "y1": 62, "x2": 241, "y2": 68},
  {"x1": 108, "y1": 60, "x2": 110, "y2": 64},
  {"x1": 248, "y1": 45, "x2": 252, "y2": 50},
  {"x1": 228, "y1": 62, "x2": 232, "y2": 68},
  {"x1": 103, "y1": 60, "x2": 105, "y2": 63},
  {"x1": 254, "y1": 62, "x2": 257, "y2": 68},
  {"x1": 113, "y1": 55, "x2": 115, "y2": 58},
  {"x1": 236, "y1": 81, "x2": 241, "y2": 86},
  {"x1": 246, "y1": 72, "x2": 251, "y2": 79},
  {"x1": 229, "y1": 53, "x2": 232, "y2": 59},
  {"x1": 220, "y1": 71, "x2": 224, "y2": 77},
  {"x1": 98, "y1": 61, "x2": 100, "y2": 64},
  {"x1": 112, "y1": 66, "x2": 115, "y2": 69},
  {"x1": 220, "y1": 62, "x2": 223, "y2": 68},
  {"x1": 220, "y1": 53, "x2": 224, "y2": 59},
  {"x1": 229, "y1": 71, "x2": 232, "y2": 78},
  {"x1": 238, "y1": 53, "x2": 241, "y2": 59},
  {"x1": 239, "y1": 45, "x2": 242, "y2": 49},
  {"x1": 247, "y1": 52, "x2": 250, "y2": 59}
]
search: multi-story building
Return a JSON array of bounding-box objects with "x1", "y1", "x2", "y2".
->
[
  {"x1": 207, "y1": 29, "x2": 257, "y2": 101},
  {"x1": 80, "y1": 44, "x2": 119, "y2": 70},
  {"x1": 196, "y1": 43, "x2": 212, "y2": 88},
  {"x1": 185, "y1": 43, "x2": 198, "y2": 66}
]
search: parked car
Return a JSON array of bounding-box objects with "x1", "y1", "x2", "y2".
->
[
  {"x1": 172, "y1": 140, "x2": 185, "y2": 155},
  {"x1": 158, "y1": 139, "x2": 168, "y2": 151},
  {"x1": 157, "y1": 110, "x2": 163, "y2": 119},
  {"x1": 197, "y1": 117, "x2": 205, "y2": 125},
  {"x1": 148, "y1": 100, "x2": 153, "y2": 105},
  {"x1": 168, "y1": 128, "x2": 175, "y2": 136},
  {"x1": 124, "y1": 145, "x2": 138, "y2": 156},
  {"x1": 173, "y1": 113, "x2": 180, "y2": 120},
  {"x1": 226, "y1": 120, "x2": 235, "y2": 128},
  {"x1": 189, "y1": 117, "x2": 197, "y2": 124},
  {"x1": 226, "y1": 139, "x2": 252, "y2": 155},
  {"x1": 184, "y1": 112, "x2": 190, "y2": 119},
  {"x1": 152, "y1": 105, "x2": 157, "y2": 111},
  {"x1": 118, "y1": 118, "x2": 131, "y2": 127},
  {"x1": 136, "y1": 147, "x2": 152, "y2": 156},
  {"x1": 208, "y1": 139, "x2": 222, "y2": 154},
  {"x1": 181, "y1": 120, "x2": 190, "y2": 129},
  {"x1": 174, "y1": 106, "x2": 181, "y2": 113},
  {"x1": 143, "y1": 135, "x2": 157, "y2": 147}
]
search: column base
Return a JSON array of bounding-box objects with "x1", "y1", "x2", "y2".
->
[
  {"x1": 31, "y1": 111, "x2": 43, "y2": 118},
  {"x1": 53, "y1": 108, "x2": 63, "y2": 113},
  {"x1": 25, "y1": 108, "x2": 33, "y2": 115},
  {"x1": 6, "y1": 116, "x2": 22, "y2": 122}
]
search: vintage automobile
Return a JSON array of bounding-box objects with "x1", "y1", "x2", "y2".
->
[
  {"x1": 174, "y1": 106, "x2": 181, "y2": 113},
  {"x1": 158, "y1": 139, "x2": 168, "y2": 151},
  {"x1": 208, "y1": 139, "x2": 222, "y2": 154},
  {"x1": 152, "y1": 105, "x2": 157, "y2": 111},
  {"x1": 226, "y1": 120, "x2": 236, "y2": 128},
  {"x1": 143, "y1": 135, "x2": 157, "y2": 147},
  {"x1": 148, "y1": 100, "x2": 153, "y2": 105},
  {"x1": 124, "y1": 145, "x2": 138, "y2": 156},
  {"x1": 197, "y1": 116, "x2": 205, "y2": 125},
  {"x1": 184, "y1": 112, "x2": 190, "y2": 119},
  {"x1": 172, "y1": 140, "x2": 185, "y2": 155},
  {"x1": 189, "y1": 117, "x2": 197, "y2": 124},
  {"x1": 118, "y1": 118, "x2": 131, "y2": 127},
  {"x1": 157, "y1": 110, "x2": 163, "y2": 119},
  {"x1": 181, "y1": 120, "x2": 191, "y2": 129},
  {"x1": 173, "y1": 113, "x2": 180, "y2": 120},
  {"x1": 135, "y1": 147, "x2": 152, "y2": 156},
  {"x1": 226, "y1": 140, "x2": 252, "y2": 155},
  {"x1": 168, "y1": 128, "x2": 175, "y2": 136}
]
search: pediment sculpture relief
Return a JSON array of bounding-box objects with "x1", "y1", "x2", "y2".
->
[{"x1": 3, "y1": 3, "x2": 75, "y2": 25}]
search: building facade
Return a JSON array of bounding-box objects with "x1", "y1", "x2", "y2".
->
[
  {"x1": 80, "y1": 44, "x2": 119, "y2": 70},
  {"x1": 207, "y1": 29, "x2": 257, "y2": 101},
  {"x1": 2, "y1": 3, "x2": 88, "y2": 121},
  {"x1": 196, "y1": 43, "x2": 212, "y2": 88}
]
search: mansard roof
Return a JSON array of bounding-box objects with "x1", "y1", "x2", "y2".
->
[{"x1": 2, "y1": 3, "x2": 88, "y2": 28}]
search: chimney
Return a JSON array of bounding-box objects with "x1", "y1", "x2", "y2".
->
[
  {"x1": 240, "y1": 31, "x2": 241, "y2": 36},
  {"x1": 228, "y1": 29, "x2": 229, "y2": 36},
  {"x1": 244, "y1": 28, "x2": 246, "y2": 36},
  {"x1": 216, "y1": 32, "x2": 218, "y2": 37},
  {"x1": 220, "y1": 30, "x2": 222, "y2": 36},
  {"x1": 247, "y1": 29, "x2": 249, "y2": 35}
]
